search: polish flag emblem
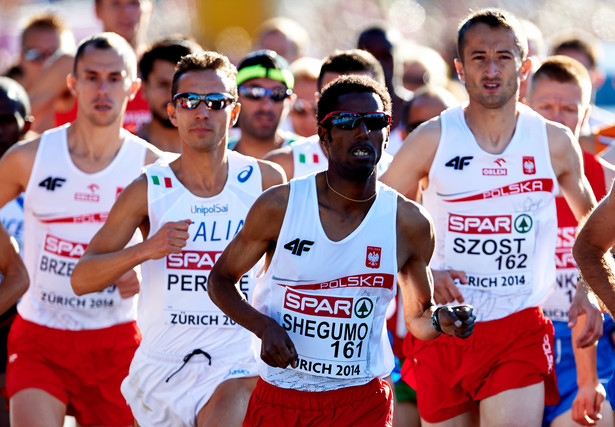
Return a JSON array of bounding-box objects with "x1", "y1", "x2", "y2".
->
[
  {"x1": 366, "y1": 246, "x2": 381, "y2": 268},
  {"x1": 523, "y1": 156, "x2": 536, "y2": 175}
]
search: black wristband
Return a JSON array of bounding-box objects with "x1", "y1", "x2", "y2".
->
[{"x1": 432, "y1": 306, "x2": 445, "y2": 335}]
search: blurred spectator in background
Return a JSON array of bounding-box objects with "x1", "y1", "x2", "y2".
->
[
  {"x1": 255, "y1": 17, "x2": 309, "y2": 63},
  {"x1": 387, "y1": 85, "x2": 458, "y2": 157},
  {"x1": 358, "y1": 25, "x2": 405, "y2": 128},
  {"x1": 231, "y1": 49, "x2": 297, "y2": 159},
  {"x1": 25, "y1": 0, "x2": 154, "y2": 134},
  {"x1": 137, "y1": 36, "x2": 201, "y2": 153},
  {"x1": 4, "y1": 13, "x2": 75, "y2": 134},
  {"x1": 279, "y1": 56, "x2": 320, "y2": 138},
  {"x1": 518, "y1": 18, "x2": 547, "y2": 102},
  {"x1": 398, "y1": 42, "x2": 450, "y2": 94},
  {"x1": 551, "y1": 31, "x2": 615, "y2": 154},
  {"x1": 95, "y1": 0, "x2": 153, "y2": 57}
]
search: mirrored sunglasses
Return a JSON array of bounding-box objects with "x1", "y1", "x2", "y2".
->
[
  {"x1": 23, "y1": 48, "x2": 56, "y2": 63},
  {"x1": 173, "y1": 92, "x2": 235, "y2": 110},
  {"x1": 238, "y1": 85, "x2": 292, "y2": 102},
  {"x1": 320, "y1": 110, "x2": 391, "y2": 131}
]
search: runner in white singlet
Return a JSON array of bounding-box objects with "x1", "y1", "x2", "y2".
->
[
  {"x1": 71, "y1": 51, "x2": 286, "y2": 427},
  {"x1": 382, "y1": 9, "x2": 600, "y2": 427},
  {"x1": 208, "y1": 75, "x2": 474, "y2": 427},
  {"x1": 0, "y1": 33, "x2": 160, "y2": 427}
]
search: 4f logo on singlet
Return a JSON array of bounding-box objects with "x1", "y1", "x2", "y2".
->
[
  {"x1": 445, "y1": 156, "x2": 473, "y2": 170},
  {"x1": 39, "y1": 176, "x2": 66, "y2": 191},
  {"x1": 284, "y1": 238, "x2": 314, "y2": 256}
]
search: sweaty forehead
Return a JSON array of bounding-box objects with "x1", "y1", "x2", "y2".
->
[
  {"x1": 463, "y1": 23, "x2": 520, "y2": 56},
  {"x1": 76, "y1": 46, "x2": 131, "y2": 74},
  {"x1": 335, "y1": 91, "x2": 382, "y2": 111},
  {"x1": 176, "y1": 69, "x2": 230, "y2": 94}
]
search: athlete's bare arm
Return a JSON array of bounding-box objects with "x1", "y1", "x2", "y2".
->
[
  {"x1": 71, "y1": 175, "x2": 190, "y2": 295},
  {"x1": 0, "y1": 224, "x2": 29, "y2": 315},
  {"x1": 570, "y1": 297, "x2": 606, "y2": 426},
  {"x1": 263, "y1": 146, "x2": 294, "y2": 180},
  {"x1": 0, "y1": 137, "x2": 40, "y2": 209},
  {"x1": 574, "y1": 189, "x2": 615, "y2": 316},
  {"x1": 27, "y1": 54, "x2": 74, "y2": 124},
  {"x1": 547, "y1": 123, "x2": 603, "y2": 349},
  {"x1": 549, "y1": 123, "x2": 597, "y2": 220},
  {"x1": 597, "y1": 157, "x2": 615, "y2": 194},
  {"x1": 396, "y1": 196, "x2": 475, "y2": 340},
  {"x1": 383, "y1": 119, "x2": 468, "y2": 304},
  {"x1": 380, "y1": 118, "x2": 440, "y2": 200},
  {"x1": 208, "y1": 185, "x2": 299, "y2": 368}
]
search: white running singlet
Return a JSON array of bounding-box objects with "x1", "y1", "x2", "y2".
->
[
  {"x1": 0, "y1": 196, "x2": 24, "y2": 251},
  {"x1": 139, "y1": 150, "x2": 262, "y2": 357},
  {"x1": 291, "y1": 135, "x2": 393, "y2": 179},
  {"x1": 21, "y1": 125, "x2": 149, "y2": 330},
  {"x1": 422, "y1": 104, "x2": 558, "y2": 322},
  {"x1": 252, "y1": 174, "x2": 397, "y2": 391}
]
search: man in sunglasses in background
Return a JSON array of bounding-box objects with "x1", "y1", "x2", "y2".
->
[
  {"x1": 230, "y1": 49, "x2": 298, "y2": 159},
  {"x1": 265, "y1": 49, "x2": 394, "y2": 179},
  {"x1": 24, "y1": 0, "x2": 154, "y2": 135},
  {"x1": 71, "y1": 51, "x2": 286, "y2": 426},
  {"x1": 382, "y1": 9, "x2": 602, "y2": 426},
  {"x1": 208, "y1": 75, "x2": 475, "y2": 427},
  {"x1": 4, "y1": 13, "x2": 76, "y2": 134},
  {"x1": 0, "y1": 33, "x2": 160, "y2": 426}
]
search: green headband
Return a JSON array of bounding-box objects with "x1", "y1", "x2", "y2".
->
[{"x1": 236, "y1": 64, "x2": 294, "y2": 90}]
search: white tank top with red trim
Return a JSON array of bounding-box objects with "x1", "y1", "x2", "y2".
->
[
  {"x1": 252, "y1": 173, "x2": 397, "y2": 391},
  {"x1": 21, "y1": 124, "x2": 149, "y2": 330},
  {"x1": 422, "y1": 103, "x2": 559, "y2": 322}
]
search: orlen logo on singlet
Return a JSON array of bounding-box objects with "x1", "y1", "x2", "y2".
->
[
  {"x1": 166, "y1": 250, "x2": 222, "y2": 270},
  {"x1": 448, "y1": 214, "x2": 512, "y2": 234},
  {"x1": 44, "y1": 235, "x2": 87, "y2": 258},
  {"x1": 74, "y1": 184, "x2": 100, "y2": 203},
  {"x1": 284, "y1": 289, "x2": 352, "y2": 318}
]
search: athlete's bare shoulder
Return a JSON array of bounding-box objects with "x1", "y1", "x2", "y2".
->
[
  {"x1": 381, "y1": 117, "x2": 442, "y2": 198},
  {"x1": 396, "y1": 193, "x2": 434, "y2": 237},
  {"x1": 121, "y1": 129, "x2": 162, "y2": 166},
  {"x1": 395, "y1": 192, "x2": 435, "y2": 265},
  {"x1": 263, "y1": 145, "x2": 293, "y2": 180},
  {"x1": 0, "y1": 134, "x2": 42, "y2": 198},
  {"x1": 256, "y1": 158, "x2": 287, "y2": 190}
]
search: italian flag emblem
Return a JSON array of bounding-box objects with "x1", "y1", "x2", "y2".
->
[
  {"x1": 299, "y1": 153, "x2": 320, "y2": 164},
  {"x1": 151, "y1": 175, "x2": 172, "y2": 188}
]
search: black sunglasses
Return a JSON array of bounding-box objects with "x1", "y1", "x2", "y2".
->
[
  {"x1": 173, "y1": 92, "x2": 235, "y2": 110},
  {"x1": 238, "y1": 85, "x2": 292, "y2": 102},
  {"x1": 320, "y1": 110, "x2": 391, "y2": 131}
]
